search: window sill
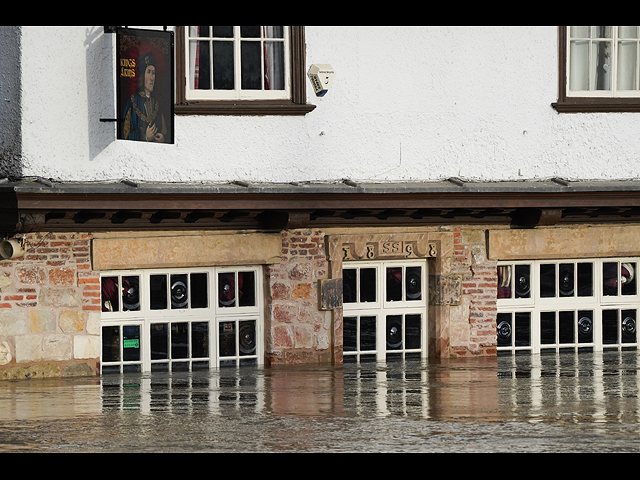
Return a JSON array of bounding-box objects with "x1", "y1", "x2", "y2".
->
[
  {"x1": 175, "y1": 100, "x2": 316, "y2": 116},
  {"x1": 553, "y1": 98, "x2": 640, "y2": 113}
]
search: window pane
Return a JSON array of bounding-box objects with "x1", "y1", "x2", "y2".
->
[
  {"x1": 102, "y1": 326, "x2": 121, "y2": 362},
  {"x1": 151, "y1": 324, "x2": 169, "y2": 360},
  {"x1": 343, "y1": 270, "x2": 357, "y2": 304},
  {"x1": 264, "y1": 26, "x2": 284, "y2": 39},
  {"x1": 540, "y1": 264, "x2": 556, "y2": 298},
  {"x1": 123, "y1": 325, "x2": 141, "y2": 362},
  {"x1": 406, "y1": 267, "x2": 422, "y2": 301},
  {"x1": 405, "y1": 314, "x2": 422, "y2": 350},
  {"x1": 344, "y1": 316, "x2": 357, "y2": 351},
  {"x1": 514, "y1": 312, "x2": 531, "y2": 347},
  {"x1": 386, "y1": 315, "x2": 403, "y2": 351},
  {"x1": 622, "y1": 310, "x2": 637, "y2": 343},
  {"x1": 592, "y1": 41, "x2": 612, "y2": 91},
  {"x1": 619, "y1": 26, "x2": 638, "y2": 39},
  {"x1": 577, "y1": 262, "x2": 593, "y2": 297},
  {"x1": 540, "y1": 312, "x2": 556, "y2": 345},
  {"x1": 386, "y1": 267, "x2": 403, "y2": 302},
  {"x1": 264, "y1": 41, "x2": 285, "y2": 91},
  {"x1": 497, "y1": 265, "x2": 512, "y2": 299},
  {"x1": 171, "y1": 274, "x2": 189, "y2": 309},
  {"x1": 621, "y1": 262, "x2": 636, "y2": 296},
  {"x1": 558, "y1": 264, "x2": 575, "y2": 297},
  {"x1": 171, "y1": 323, "x2": 189, "y2": 359},
  {"x1": 497, "y1": 313, "x2": 512, "y2": 348},
  {"x1": 213, "y1": 26, "x2": 233, "y2": 38},
  {"x1": 239, "y1": 321, "x2": 257, "y2": 356},
  {"x1": 239, "y1": 271, "x2": 256, "y2": 307},
  {"x1": 241, "y1": 26, "x2": 261, "y2": 38},
  {"x1": 213, "y1": 41, "x2": 234, "y2": 90},
  {"x1": 361, "y1": 316, "x2": 377, "y2": 351},
  {"x1": 241, "y1": 41, "x2": 262, "y2": 90},
  {"x1": 603, "y1": 309, "x2": 619, "y2": 345},
  {"x1": 570, "y1": 40, "x2": 590, "y2": 91},
  {"x1": 219, "y1": 273, "x2": 236, "y2": 308},
  {"x1": 559, "y1": 311, "x2": 575, "y2": 344},
  {"x1": 577, "y1": 311, "x2": 593, "y2": 344},
  {"x1": 102, "y1": 277, "x2": 119, "y2": 312},
  {"x1": 150, "y1": 275, "x2": 167, "y2": 310},
  {"x1": 570, "y1": 26, "x2": 590, "y2": 38},
  {"x1": 514, "y1": 265, "x2": 531, "y2": 299},
  {"x1": 191, "y1": 40, "x2": 211, "y2": 90},
  {"x1": 618, "y1": 40, "x2": 638, "y2": 91},
  {"x1": 603, "y1": 262, "x2": 618, "y2": 296},
  {"x1": 219, "y1": 322, "x2": 236, "y2": 357},
  {"x1": 360, "y1": 268, "x2": 376, "y2": 303},
  {"x1": 192, "y1": 322, "x2": 209, "y2": 358},
  {"x1": 122, "y1": 276, "x2": 140, "y2": 311},
  {"x1": 191, "y1": 273, "x2": 208, "y2": 309}
]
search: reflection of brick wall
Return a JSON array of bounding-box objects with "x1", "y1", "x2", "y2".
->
[
  {"x1": 449, "y1": 227, "x2": 498, "y2": 357},
  {"x1": 0, "y1": 233, "x2": 100, "y2": 380},
  {"x1": 267, "y1": 230, "x2": 331, "y2": 366}
]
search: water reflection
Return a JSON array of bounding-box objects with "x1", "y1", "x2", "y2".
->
[{"x1": 2, "y1": 351, "x2": 640, "y2": 452}]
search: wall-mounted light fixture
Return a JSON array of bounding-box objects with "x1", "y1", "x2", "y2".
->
[{"x1": 0, "y1": 237, "x2": 26, "y2": 260}]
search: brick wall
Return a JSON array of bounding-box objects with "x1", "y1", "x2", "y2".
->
[
  {"x1": 0, "y1": 233, "x2": 100, "y2": 380},
  {"x1": 267, "y1": 229, "x2": 331, "y2": 365},
  {"x1": 449, "y1": 227, "x2": 498, "y2": 357}
]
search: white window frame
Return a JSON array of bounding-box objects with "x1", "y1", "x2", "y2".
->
[
  {"x1": 185, "y1": 26, "x2": 291, "y2": 102},
  {"x1": 497, "y1": 258, "x2": 640, "y2": 355},
  {"x1": 100, "y1": 266, "x2": 264, "y2": 374},
  {"x1": 567, "y1": 26, "x2": 640, "y2": 98},
  {"x1": 343, "y1": 260, "x2": 428, "y2": 362}
]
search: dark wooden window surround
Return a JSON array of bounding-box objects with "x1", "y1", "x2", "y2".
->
[{"x1": 174, "y1": 26, "x2": 315, "y2": 116}]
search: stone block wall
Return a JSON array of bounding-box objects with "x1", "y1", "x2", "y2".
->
[
  {"x1": 0, "y1": 233, "x2": 100, "y2": 380},
  {"x1": 266, "y1": 230, "x2": 332, "y2": 365}
]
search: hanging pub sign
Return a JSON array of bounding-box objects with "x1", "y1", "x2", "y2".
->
[{"x1": 116, "y1": 28, "x2": 174, "y2": 144}]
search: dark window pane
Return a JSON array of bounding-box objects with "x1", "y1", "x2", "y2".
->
[
  {"x1": 603, "y1": 309, "x2": 619, "y2": 345},
  {"x1": 497, "y1": 265, "x2": 512, "y2": 299},
  {"x1": 192, "y1": 322, "x2": 209, "y2": 358},
  {"x1": 540, "y1": 311, "x2": 556, "y2": 345},
  {"x1": 122, "y1": 276, "x2": 140, "y2": 312},
  {"x1": 405, "y1": 314, "x2": 422, "y2": 349},
  {"x1": 219, "y1": 322, "x2": 236, "y2": 357},
  {"x1": 150, "y1": 275, "x2": 167, "y2": 310},
  {"x1": 191, "y1": 273, "x2": 208, "y2": 309},
  {"x1": 361, "y1": 316, "x2": 377, "y2": 351},
  {"x1": 406, "y1": 267, "x2": 422, "y2": 301},
  {"x1": 360, "y1": 268, "x2": 376, "y2": 303},
  {"x1": 213, "y1": 41, "x2": 234, "y2": 90},
  {"x1": 622, "y1": 262, "x2": 637, "y2": 296},
  {"x1": 514, "y1": 264, "x2": 531, "y2": 299},
  {"x1": 241, "y1": 26, "x2": 261, "y2": 38},
  {"x1": 171, "y1": 323, "x2": 189, "y2": 359},
  {"x1": 151, "y1": 324, "x2": 169, "y2": 361},
  {"x1": 558, "y1": 264, "x2": 575, "y2": 297},
  {"x1": 343, "y1": 270, "x2": 357, "y2": 304},
  {"x1": 540, "y1": 264, "x2": 556, "y2": 298},
  {"x1": 123, "y1": 325, "x2": 141, "y2": 362},
  {"x1": 386, "y1": 267, "x2": 403, "y2": 302},
  {"x1": 559, "y1": 311, "x2": 575, "y2": 344},
  {"x1": 241, "y1": 41, "x2": 262, "y2": 90},
  {"x1": 239, "y1": 321, "x2": 257, "y2": 356},
  {"x1": 344, "y1": 316, "x2": 357, "y2": 351},
  {"x1": 577, "y1": 310, "x2": 593, "y2": 344},
  {"x1": 213, "y1": 26, "x2": 233, "y2": 38},
  {"x1": 577, "y1": 262, "x2": 593, "y2": 297},
  {"x1": 171, "y1": 274, "x2": 189, "y2": 309},
  {"x1": 197, "y1": 26, "x2": 210, "y2": 37},
  {"x1": 603, "y1": 262, "x2": 618, "y2": 296},
  {"x1": 192, "y1": 40, "x2": 211, "y2": 90},
  {"x1": 102, "y1": 326, "x2": 121, "y2": 362},
  {"x1": 514, "y1": 312, "x2": 531, "y2": 347},
  {"x1": 386, "y1": 315, "x2": 403, "y2": 351},
  {"x1": 219, "y1": 273, "x2": 236, "y2": 308},
  {"x1": 239, "y1": 271, "x2": 256, "y2": 307},
  {"x1": 622, "y1": 309, "x2": 637, "y2": 344},
  {"x1": 497, "y1": 313, "x2": 512, "y2": 347}
]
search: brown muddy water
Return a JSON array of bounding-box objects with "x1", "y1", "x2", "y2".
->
[{"x1": 2, "y1": 351, "x2": 640, "y2": 452}]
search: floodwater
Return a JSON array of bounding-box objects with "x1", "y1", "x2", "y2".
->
[{"x1": 2, "y1": 351, "x2": 640, "y2": 452}]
